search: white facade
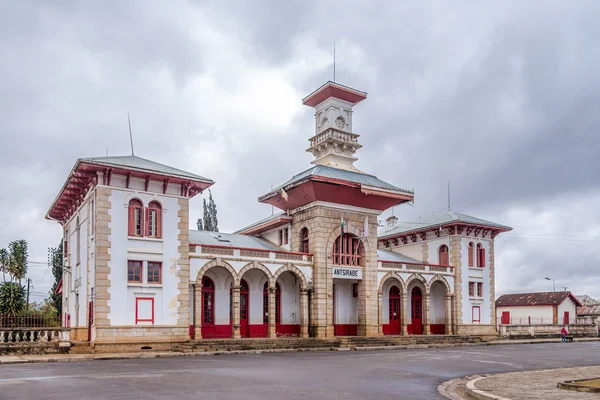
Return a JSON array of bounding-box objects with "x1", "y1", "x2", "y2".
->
[{"x1": 497, "y1": 297, "x2": 579, "y2": 326}]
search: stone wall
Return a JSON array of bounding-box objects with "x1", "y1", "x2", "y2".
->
[{"x1": 95, "y1": 187, "x2": 112, "y2": 326}]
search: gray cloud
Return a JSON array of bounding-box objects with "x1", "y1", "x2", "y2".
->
[{"x1": 1, "y1": 0, "x2": 599, "y2": 302}]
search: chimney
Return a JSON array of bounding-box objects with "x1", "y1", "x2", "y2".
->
[{"x1": 386, "y1": 216, "x2": 398, "y2": 229}]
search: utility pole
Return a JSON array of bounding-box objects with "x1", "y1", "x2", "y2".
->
[{"x1": 26, "y1": 278, "x2": 31, "y2": 307}]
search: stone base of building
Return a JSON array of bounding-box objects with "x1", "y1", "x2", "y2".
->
[
  {"x1": 70, "y1": 327, "x2": 89, "y2": 342},
  {"x1": 94, "y1": 325, "x2": 189, "y2": 343},
  {"x1": 455, "y1": 324, "x2": 497, "y2": 336}
]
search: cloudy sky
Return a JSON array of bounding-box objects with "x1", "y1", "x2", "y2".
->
[{"x1": 1, "y1": 1, "x2": 599, "y2": 302}]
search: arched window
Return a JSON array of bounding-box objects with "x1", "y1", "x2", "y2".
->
[
  {"x1": 300, "y1": 228, "x2": 309, "y2": 253},
  {"x1": 438, "y1": 245, "x2": 449, "y2": 266},
  {"x1": 468, "y1": 242, "x2": 474, "y2": 267},
  {"x1": 477, "y1": 244, "x2": 486, "y2": 268},
  {"x1": 147, "y1": 201, "x2": 162, "y2": 238},
  {"x1": 202, "y1": 277, "x2": 214, "y2": 325},
  {"x1": 332, "y1": 233, "x2": 363, "y2": 266},
  {"x1": 128, "y1": 199, "x2": 144, "y2": 237}
]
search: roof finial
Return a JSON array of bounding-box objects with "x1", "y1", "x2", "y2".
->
[
  {"x1": 128, "y1": 113, "x2": 135, "y2": 156},
  {"x1": 333, "y1": 41, "x2": 336, "y2": 82}
]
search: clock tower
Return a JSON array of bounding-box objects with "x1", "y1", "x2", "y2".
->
[{"x1": 303, "y1": 81, "x2": 367, "y2": 172}]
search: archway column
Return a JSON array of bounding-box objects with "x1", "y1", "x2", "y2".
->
[
  {"x1": 401, "y1": 293, "x2": 408, "y2": 335},
  {"x1": 424, "y1": 292, "x2": 431, "y2": 335},
  {"x1": 193, "y1": 283, "x2": 202, "y2": 340},
  {"x1": 268, "y1": 286, "x2": 277, "y2": 338},
  {"x1": 300, "y1": 289, "x2": 309, "y2": 338},
  {"x1": 445, "y1": 295, "x2": 452, "y2": 335},
  {"x1": 232, "y1": 285, "x2": 241, "y2": 339},
  {"x1": 377, "y1": 291, "x2": 383, "y2": 335}
]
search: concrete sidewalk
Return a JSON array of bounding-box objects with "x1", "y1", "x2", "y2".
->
[
  {"x1": 1, "y1": 337, "x2": 599, "y2": 365},
  {"x1": 466, "y1": 365, "x2": 600, "y2": 400}
]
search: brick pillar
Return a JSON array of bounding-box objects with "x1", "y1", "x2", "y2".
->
[
  {"x1": 450, "y1": 236, "x2": 463, "y2": 332},
  {"x1": 445, "y1": 295, "x2": 452, "y2": 335},
  {"x1": 300, "y1": 289, "x2": 309, "y2": 338},
  {"x1": 357, "y1": 215, "x2": 379, "y2": 337},
  {"x1": 268, "y1": 285, "x2": 276, "y2": 338},
  {"x1": 232, "y1": 285, "x2": 241, "y2": 339},
  {"x1": 424, "y1": 292, "x2": 431, "y2": 335},
  {"x1": 401, "y1": 293, "x2": 408, "y2": 335}
]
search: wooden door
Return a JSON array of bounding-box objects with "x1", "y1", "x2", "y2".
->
[
  {"x1": 411, "y1": 287, "x2": 423, "y2": 334},
  {"x1": 563, "y1": 311, "x2": 570, "y2": 325},
  {"x1": 501, "y1": 311, "x2": 510, "y2": 325},
  {"x1": 388, "y1": 286, "x2": 400, "y2": 334}
]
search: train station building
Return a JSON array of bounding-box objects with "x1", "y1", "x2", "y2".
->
[{"x1": 47, "y1": 80, "x2": 511, "y2": 346}]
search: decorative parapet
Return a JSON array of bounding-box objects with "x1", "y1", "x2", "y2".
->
[
  {"x1": 190, "y1": 244, "x2": 313, "y2": 265},
  {"x1": 308, "y1": 128, "x2": 360, "y2": 148},
  {"x1": 378, "y1": 260, "x2": 454, "y2": 275}
]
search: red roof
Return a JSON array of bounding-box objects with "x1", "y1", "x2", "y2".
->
[
  {"x1": 496, "y1": 291, "x2": 582, "y2": 307},
  {"x1": 302, "y1": 81, "x2": 367, "y2": 107}
]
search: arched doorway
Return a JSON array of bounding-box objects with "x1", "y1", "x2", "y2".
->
[
  {"x1": 410, "y1": 287, "x2": 423, "y2": 334},
  {"x1": 276, "y1": 271, "x2": 301, "y2": 336},
  {"x1": 237, "y1": 279, "x2": 249, "y2": 338},
  {"x1": 201, "y1": 276, "x2": 216, "y2": 338},
  {"x1": 429, "y1": 281, "x2": 448, "y2": 334},
  {"x1": 332, "y1": 233, "x2": 362, "y2": 336},
  {"x1": 386, "y1": 286, "x2": 401, "y2": 335}
]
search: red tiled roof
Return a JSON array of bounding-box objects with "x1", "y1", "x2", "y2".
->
[
  {"x1": 578, "y1": 305, "x2": 600, "y2": 316},
  {"x1": 496, "y1": 291, "x2": 581, "y2": 307}
]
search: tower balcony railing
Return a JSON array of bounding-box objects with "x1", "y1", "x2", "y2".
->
[
  {"x1": 189, "y1": 244, "x2": 313, "y2": 265},
  {"x1": 378, "y1": 260, "x2": 454, "y2": 275},
  {"x1": 308, "y1": 128, "x2": 360, "y2": 148}
]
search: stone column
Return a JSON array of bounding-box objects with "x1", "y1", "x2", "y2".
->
[
  {"x1": 445, "y1": 295, "x2": 452, "y2": 335},
  {"x1": 300, "y1": 289, "x2": 309, "y2": 338},
  {"x1": 377, "y1": 291, "x2": 383, "y2": 335},
  {"x1": 268, "y1": 286, "x2": 277, "y2": 338},
  {"x1": 401, "y1": 293, "x2": 408, "y2": 335},
  {"x1": 232, "y1": 285, "x2": 241, "y2": 339},
  {"x1": 194, "y1": 284, "x2": 202, "y2": 340},
  {"x1": 424, "y1": 292, "x2": 431, "y2": 335}
]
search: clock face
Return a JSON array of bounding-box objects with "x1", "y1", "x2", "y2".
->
[{"x1": 335, "y1": 117, "x2": 345, "y2": 129}]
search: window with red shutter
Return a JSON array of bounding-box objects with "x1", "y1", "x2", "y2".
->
[
  {"x1": 469, "y1": 282, "x2": 475, "y2": 297},
  {"x1": 477, "y1": 244, "x2": 485, "y2": 267},
  {"x1": 300, "y1": 228, "x2": 309, "y2": 253},
  {"x1": 332, "y1": 233, "x2": 363, "y2": 266},
  {"x1": 468, "y1": 242, "x2": 474, "y2": 267},
  {"x1": 128, "y1": 199, "x2": 143, "y2": 237},
  {"x1": 147, "y1": 201, "x2": 162, "y2": 238},
  {"x1": 477, "y1": 282, "x2": 483, "y2": 297}
]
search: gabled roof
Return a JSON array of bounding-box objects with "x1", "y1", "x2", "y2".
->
[
  {"x1": 578, "y1": 305, "x2": 600, "y2": 316},
  {"x1": 378, "y1": 209, "x2": 512, "y2": 238},
  {"x1": 496, "y1": 291, "x2": 582, "y2": 307},
  {"x1": 260, "y1": 164, "x2": 413, "y2": 201},
  {"x1": 377, "y1": 249, "x2": 420, "y2": 264},
  {"x1": 189, "y1": 230, "x2": 283, "y2": 251},
  {"x1": 234, "y1": 212, "x2": 292, "y2": 235},
  {"x1": 79, "y1": 155, "x2": 213, "y2": 182}
]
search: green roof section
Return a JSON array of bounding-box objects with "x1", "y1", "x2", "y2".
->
[
  {"x1": 260, "y1": 165, "x2": 413, "y2": 200},
  {"x1": 189, "y1": 230, "x2": 284, "y2": 251},
  {"x1": 80, "y1": 155, "x2": 213, "y2": 182},
  {"x1": 378, "y1": 209, "x2": 512, "y2": 237}
]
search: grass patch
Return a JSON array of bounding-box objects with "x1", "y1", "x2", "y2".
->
[{"x1": 575, "y1": 378, "x2": 600, "y2": 388}]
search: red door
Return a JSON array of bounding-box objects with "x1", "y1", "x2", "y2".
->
[
  {"x1": 388, "y1": 286, "x2": 401, "y2": 334},
  {"x1": 411, "y1": 287, "x2": 423, "y2": 334},
  {"x1": 563, "y1": 311, "x2": 570, "y2": 325},
  {"x1": 501, "y1": 311, "x2": 510, "y2": 325},
  {"x1": 240, "y1": 280, "x2": 249, "y2": 338},
  {"x1": 201, "y1": 277, "x2": 215, "y2": 338},
  {"x1": 87, "y1": 301, "x2": 93, "y2": 342}
]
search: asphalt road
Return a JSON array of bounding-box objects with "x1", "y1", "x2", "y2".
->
[{"x1": 1, "y1": 342, "x2": 600, "y2": 400}]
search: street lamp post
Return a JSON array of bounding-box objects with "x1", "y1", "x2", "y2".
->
[{"x1": 545, "y1": 277, "x2": 555, "y2": 292}]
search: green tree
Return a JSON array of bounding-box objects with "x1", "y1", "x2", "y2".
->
[
  {"x1": 198, "y1": 190, "x2": 219, "y2": 232},
  {"x1": 0, "y1": 240, "x2": 29, "y2": 315},
  {"x1": 48, "y1": 243, "x2": 63, "y2": 320}
]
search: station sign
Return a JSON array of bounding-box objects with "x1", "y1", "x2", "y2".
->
[{"x1": 332, "y1": 266, "x2": 363, "y2": 280}]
